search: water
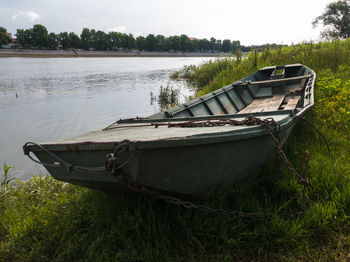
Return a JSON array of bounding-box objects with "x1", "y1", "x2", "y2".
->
[{"x1": 0, "y1": 57, "x2": 210, "y2": 180}]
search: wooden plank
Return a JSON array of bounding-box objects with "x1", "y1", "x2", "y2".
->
[
  {"x1": 262, "y1": 95, "x2": 285, "y2": 111},
  {"x1": 249, "y1": 107, "x2": 264, "y2": 113},
  {"x1": 249, "y1": 99, "x2": 274, "y2": 113},
  {"x1": 238, "y1": 99, "x2": 264, "y2": 114},
  {"x1": 284, "y1": 97, "x2": 300, "y2": 110},
  {"x1": 238, "y1": 95, "x2": 284, "y2": 114},
  {"x1": 246, "y1": 75, "x2": 312, "y2": 86}
]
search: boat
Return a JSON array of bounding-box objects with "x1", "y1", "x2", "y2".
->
[{"x1": 23, "y1": 64, "x2": 315, "y2": 196}]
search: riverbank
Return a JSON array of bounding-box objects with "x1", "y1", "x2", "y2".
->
[{"x1": 0, "y1": 49, "x2": 234, "y2": 58}]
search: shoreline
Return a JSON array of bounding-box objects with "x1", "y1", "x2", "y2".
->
[{"x1": 0, "y1": 49, "x2": 235, "y2": 58}]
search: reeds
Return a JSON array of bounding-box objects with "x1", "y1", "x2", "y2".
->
[{"x1": 150, "y1": 84, "x2": 180, "y2": 110}]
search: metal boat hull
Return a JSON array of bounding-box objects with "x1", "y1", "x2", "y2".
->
[{"x1": 24, "y1": 64, "x2": 315, "y2": 196}]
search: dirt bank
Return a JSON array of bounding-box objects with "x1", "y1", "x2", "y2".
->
[{"x1": 0, "y1": 49, "x2": 234, "y2": 58}]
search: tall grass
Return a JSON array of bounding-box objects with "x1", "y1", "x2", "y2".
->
[
  {"x1": 174, "y1": 39, "x2": 350, "y2": 96},
  {"x1": 1, "y1": 163, "x2": 15, "y2": 188},
  {"x1": 150, "y1": 84, "x2": 180, "y2": 110},
  {"x1": 1, "y1": 40, "x2": 350, "y2": 261}
]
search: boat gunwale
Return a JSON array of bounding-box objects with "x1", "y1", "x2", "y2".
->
[{"x1": 116, "y1": 109, "x2": 294, "y2": 125}]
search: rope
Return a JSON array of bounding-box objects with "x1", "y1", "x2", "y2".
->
[{"x1": 24, "y1": 142, "x2": 106, "y2": 174}]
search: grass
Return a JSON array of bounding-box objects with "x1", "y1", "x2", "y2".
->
[
  {"x1": 0, "y1": 164, "x2": 15, "y2": 188},
  {"x1": 172, "y1": 40, "x2": 350, "y2": 96},
  {"x1": 1, "y1": 40, "x2": 350, "y2": 261}
]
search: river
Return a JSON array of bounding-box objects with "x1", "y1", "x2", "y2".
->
[{"x1": 0, "y1": 57, "x2": 210, "y2": 180}]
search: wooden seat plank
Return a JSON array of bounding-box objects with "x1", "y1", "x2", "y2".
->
[
  {"x1": 238, "y1": 99, "x2": 265, "y2": 114},
  {"x1": 284, "y1": 97, "x2": 300, "y2": 110},
  {"x1": 239, "y1": 95, "x2": 285, "y2": 114},
  {"x1": 262, "y1": 95, "x2": 285, "y2": 111}
]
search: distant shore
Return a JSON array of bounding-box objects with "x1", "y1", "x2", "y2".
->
[{"x1": 0, "y1": 49, "x2": 234, "y2": 58}]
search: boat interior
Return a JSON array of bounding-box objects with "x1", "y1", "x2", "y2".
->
[{"x1": 148, "y1": 64, "x2": 314, "y2": 120}]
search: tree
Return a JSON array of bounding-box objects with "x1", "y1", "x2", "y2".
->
[
  {"x1": 197, "y1": 38, "x2": 210, "y2": 52},
  {"x1": 231, "y1": 41, "x2": 240, "y2": 53},
  {"x1": 210, "y1": 37, "x2": 217, "y2": 52},
  {"x1": 107, "y1": 32, "x2": 124, "y2": 50},
  {"x1": 146, "y1": 34, "x2": 156, "y2": 51},
  {"x1": 313, "y1": 0, "x2": 350, "y2": 39},
  {"x1": 16, "y1": 28, "x2": 32, "y2": 48},
  {"x1": 106, "y1": 32, "x2": 118, "y2": 50},
  {"x1": 180, "y1": 34, "x2": 193, "y2": 52},
  {"x1": 47, "y1": 32, "x2": 59, "y2": 49},
  {"x1": 222, "y1": 39, "x2": 231, "y2": 52},
  {"x1": 69, "y1": 32, "x2": 80, "y2": 49},
  {"x1": 80, "y1": 28, "x2": 92, "y2": 50},
  {"x1": 155, "y1": 34, "x2": 166, "y2": 51},
  {"x1": 124, "y1": 34, "x2": 136, "y2": 49},
  {"x1": 136, "y1": 36, "x2": 146, "y2": 51},
  {"x1": 119, "y1": 33, "x2": 127, "y2": 49},
  {"x1": 216, "y1": 39, "x2": 222, "y2": 51},
  {"x1": 168, "y1": 35, "x2": 181, "y2": 51},
  {"x1": 31, "y1": 24, "x2": 48, "y2": 48},
  {"x1": 94, "y1": 30, "x2": 107, "y2": 50},
  {"x1": 58, "y1": 32, "x2": 70, "y2": 49},
  {"x1": 0, "y1": 26, "x2": 11, "y2": 46}
]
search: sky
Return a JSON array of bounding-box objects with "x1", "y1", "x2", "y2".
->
[{"x1": 0, "y1": 0, "x2": 333, "y2": 45}]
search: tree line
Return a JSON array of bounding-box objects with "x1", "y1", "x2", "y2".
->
[
  {"x1": 1, "y1": 24, "x2": 276, "y2": 53},
  {"x1": 0, "y1": 24, "x2": 297, "y2": 53},
  {"x1": 1, "y1": 1, "x2": 350, "y2": 53}
]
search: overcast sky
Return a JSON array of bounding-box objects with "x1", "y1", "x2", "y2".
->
[{"x1": 0, "y1": 0, "x2": 332, "y2": 45}]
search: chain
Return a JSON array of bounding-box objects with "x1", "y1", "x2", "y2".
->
[
  {"x1": 106, "y1": 115, "x2": 311, "y2": 218},
  {"x1": 262, "y1": 117, "x2": 310, "y2": 208},
  {"x1": 106, "y1": 142, "x2": 271, "y2": 218},
  {"x1": 154, "y1": 115, "x2": 272, "y2": 128},
  {"x1": 112, "y1": 173, "x2": 271, "y2": 218},
  {"x1": 103, "y1": 116, "x2": 285, "y2": 130},
  {"x1": 263, "y1": 119, "x2": 309, "y2": 187}
]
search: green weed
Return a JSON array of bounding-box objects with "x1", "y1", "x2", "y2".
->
[
  {"x1": 150, "y1": 84, "x2": 180, "y2": 110},
  {"x1": 1, "y1": 163, "x2": 15, "y2": 188}
]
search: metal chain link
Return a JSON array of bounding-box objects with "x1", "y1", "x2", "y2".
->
[
  {"x1": 153, "y1": 115, "x2": 276, "y2": 128},
  {"x1": 112, "y1": 173, "x2": 271, "y2": 218},
  {"x1": 263, "y1": 119, "x2": 309, "y2": 187}
]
